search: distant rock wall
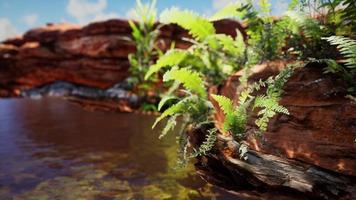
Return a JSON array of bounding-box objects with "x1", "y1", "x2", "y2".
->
[{"x1": 0, "y1": 19, "x2": 245, "y2": 97}]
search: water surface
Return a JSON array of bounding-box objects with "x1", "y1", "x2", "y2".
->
[{"x1": 0, "y1": 98, "x2": 237, "y2": 200}]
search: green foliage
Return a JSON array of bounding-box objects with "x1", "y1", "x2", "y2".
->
[
  {"x1": 157, "y1": 95, "x2": 178, "y2": 111},
  {"x1": 190, "y1": 128, "x2": 217, "y2": 157},
  {"x1": 241, "y1": 0, "x2": 300, "y2": 61},
  {"x1": 159, "y1": 115, "x2": 177, "y2": 139},
  {"x1": 212, "y1": 65, "x2": 296, "y2": 137},
  {"x1": 148, "y1": 4, "x2": 246, "y2": 86},
  {"x1": 212, "y1": 94, "x2": 249, "y2": 137},
  {"x1": 320, "y1": 36, "x2": 356, "y2": 95},
  {"x1": 284, "y1": 0, "x2": 355, "y2": 59},
  {"x1": 163, "y1": 68, "x2": 207, "y2": 98},
  {"x1": 146, "y1": 0, "x2": 356, "y2": 166},
  {"x1": 160, "y1": 7, "x2": 216, "y2": 41},
  {"x1": 340, "y1": 0, "x2": 356, "y2": 33},
  {"x1": 128, "y1": 0, "x2": 161, "y2": 95},
  {"x1": 323, "y1": 36, "x2": 356, "y2": 69},
  {"x1": 253, "y1": 65, "x2": 294, "y2": 133},
  {"x1": 152, "y1": 96, "x2": 191, "y2": 129},
  {"x1": 145, "y1": 49, "x2": 187, "y2": 80},
  {"x1": 209, "y1": 3, "x2": 245, "y2": 21}
]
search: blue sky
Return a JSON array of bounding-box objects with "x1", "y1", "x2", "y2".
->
[{"x1": 0, "y1": 0, "x2": 291, "y2": 41}]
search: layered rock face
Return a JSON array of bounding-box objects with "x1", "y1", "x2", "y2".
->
[
  {"x1": 194, "y1": 62, "x2": 356, "y2": 199},
  {"x1": 0, "y1": 19, "x2": 244, "y2": 97}
]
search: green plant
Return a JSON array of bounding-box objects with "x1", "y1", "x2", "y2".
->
[
  {"x1": 127, "y1": 0, "x2": 161, "y2": 94},
  {"x1": 147, "y1": 3, "x2": 250, "y2": 165},
  {"x1": 284, "y1": 0, "x2": 355, "y2": 59},
  {"x1": 240, "y1": 0, "x2": 300, "y2": 62},
  {"x1": 320, "y1": 36, "x2": 356, "y2": 95},
  {"x1": 212, "y1": 65, "x2": 296, "y2": 138},
  {"x1": 145, "y1": 4, "x2": 246, "y2": 85},
  {"x1": 253, "y1": 66, "x2": 293, "y2": 133},
  {"x1": 151, "y1": 67, "x2": 215, "y2": 165}
]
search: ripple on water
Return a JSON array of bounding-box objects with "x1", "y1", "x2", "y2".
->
[{"x1": 0, "y1": 98, "x2": 238, "y2": 200}]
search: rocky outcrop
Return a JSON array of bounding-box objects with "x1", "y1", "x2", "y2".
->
[
  {"x1": 193, "y1": 62, "x2": 356, "y2": 199},
  {"x1": 0, "y1": 19, "x2": 245, "y2": 97}
]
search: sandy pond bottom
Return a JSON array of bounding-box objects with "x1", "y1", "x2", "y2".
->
[{"x1": 0, "y1": 98, "x2": 238, "y2": 200}]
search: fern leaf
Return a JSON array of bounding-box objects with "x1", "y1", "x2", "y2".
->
[
  {"x1": 160, "y1": 7, "x2": 215, "y2": 40},
  {"x1": 145, "y1": 49, "x2": 187, "y2": 80},
  {"x1": 152, "y1": 97, "x2": 190, "y2": 129},
  {"x1": 159, "y1": 115, "x2": 177, "y2": 139},
  {"x1": 163, "y1": 68, "x2": 207, "y2": 98},
  {"x1": 253, "y1": 65, "x2": 295, "y2": 133},
  {"x1": 211, "y1": 94, "x2": 234, "y2": 115},
  {"x1": 190, "y1": 128, "x2": 217, "y2": 157},
  {"x1": 323, "y1": 36, "x2": 356, "y2": 69},
  {"x1": 158, "y1": 95, "x2": 177, "y2": 111},
  {"x1": 209, "y1": 3, "x2": 244, "y2": 21},
  {"x1": 207, "y1": 34, "x2": 245, "y2": 56},
  {"x1": 286, "y1": 11, "x2": 323, "y2": 39}
]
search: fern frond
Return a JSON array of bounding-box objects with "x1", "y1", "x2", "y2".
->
[
  {"x1": 207, "y1": 34, "x2": 246, "y2": 56},
  {"x1": 159, "y1": 115, "x2": 177, "y2": 139},
  {"x1": 211, "y1": 94, "x2": 248, "y2": 135},
  {"x1": 323, "y1": 36, "x2": 356, "y2": 68},
  {"x1": 286, "y1": 11, "x2": 323, "y2": 39},
  {"x1": 211, "y1": 94, "x2": 234, "y2": 115},
  {"x1": 158, "y1": 95, "x2": 178, "y2": 111},
  {"x1": 152, "y1": 97, "x2": 191, "y2": 128},
  {"x1": 163, "y1": 68, "x2": 207, "y2": 98},
  {"x1": 253, "y1": 65, "x2": 295, "y2": 133},
  {"x1": 160, "y1": 7, "x2": 216, "y2": 40},
  {"x1": 145, "y1": 49, "x2": 187, "y2": 80},
  {"x1": 209, "y1": 3, "x2": 244, "y2": 21},
  {"x1": 190, "y1": 128, "x2": 217, "y2": 157}
]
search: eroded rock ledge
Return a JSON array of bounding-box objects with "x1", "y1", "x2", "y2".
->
[
  {"x1": 192, "y1": 62, "x2": 356, "y2": 200},
  {"x1": 0, "y1": 19, "x2": 244, "y2": 98}
]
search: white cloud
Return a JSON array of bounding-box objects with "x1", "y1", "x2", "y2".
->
[
  {"x1": 66, "y1": 0, "x2": 119, "y2": 24},
  {"x1": 23, "y1": 13, "x2": 39, "y2": 26},
  {"x1": 124, "y1": 7, "x2": 138, "y2": 20},
  {"x1": 0, "y1": 18, "x2": 19, "y2": 41},
  {"x1": 272, "y1": 1, "x2": 289, "y2": 16},
  {"x1": 212, "y1": 0, "x2": 238, "y2": 10}
]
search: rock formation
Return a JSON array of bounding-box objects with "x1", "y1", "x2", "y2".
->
[
  {"x1": 0, "y1": 19, "x2": 245, "y2": 97},
  {"x1": 192, "y1": 62, "x2": 356, "y2": 200}
]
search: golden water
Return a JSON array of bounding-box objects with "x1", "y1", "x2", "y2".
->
[{"x1": 0, "y1": 98, "x2": 237, "y2": 200}]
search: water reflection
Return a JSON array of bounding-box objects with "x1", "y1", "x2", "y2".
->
[{"x1": 0, "y1": 98, "x2": 237, "y2": 199}]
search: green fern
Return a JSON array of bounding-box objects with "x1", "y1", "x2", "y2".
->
[
  {"x1": 159, "y1": 115, "x2": 177, "y2": 139},
  {"x1": 152, "y1": 96, "x2": 192, "y2": 129},
  {"x1": 207, "y1": 34, "x2": 246, "y2": 57},
  {"x1": 160, "y1": 7, "x2": 216, "y2": 41},
  {"x1": 157, "y1": 95, "x2": 178, "y2": 111},
  {"x1": 209, "y1": 3, "x2": 245, "y2": 21},
  {"x1": 211, "y1": 94, "x2": 234, "y2": 115},
  {"x1": 320, "y1": 36, "x2": 356, "y2": 95},
  {"x1": 190, "y1": 128, "x2": 217, "y2": 157},
  {"x1": 211, "y1": 94, "x2": 248, "y2": 136},
  {"x1": 163, "y1": 68, "x2": 207, "y2": 98},
  {"x1": 322, "y1": 36, "x2": 356, "y2": 69},
  {"x1": 253, "y1": 65, "x2": 295, "y2": 133},
  {"x1": 145, "y1": 49, "x2": 187, "y2": 80}
]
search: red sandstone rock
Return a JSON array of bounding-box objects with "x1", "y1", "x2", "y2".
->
[
  {"x1": 216, "y1": 61, "x2": 356, "y2": 177},
  {"x1": 0, "y1": 19, "x2": 244, "y2": 96}
]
